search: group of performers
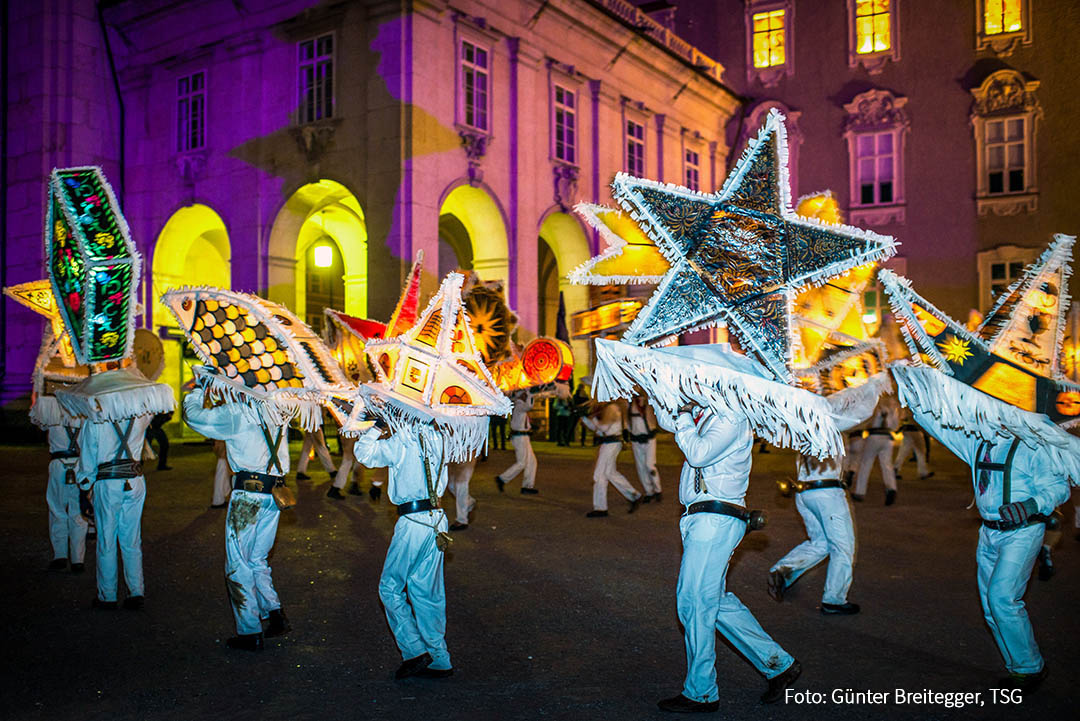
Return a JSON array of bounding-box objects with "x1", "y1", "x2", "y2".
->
[{"x1": 14, "y1": 107, "x2": 1080, "y2": 712}]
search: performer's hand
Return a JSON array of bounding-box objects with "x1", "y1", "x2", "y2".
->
[
  {"x1": 678, "y1": 402, "x2": 697, "y2": 415},
  {"x1": 997, "y1": 497, "x2": 1039, "y2": 526},
  {"x1": 79, "y1": 489, "x2": 94, "y2": 520}
]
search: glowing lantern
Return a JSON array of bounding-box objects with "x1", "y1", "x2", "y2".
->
[
  {"x1": 45, "y1": 167, "x2": 141, "y2": 365},
  {"x1": 4, "y1": 279, "x2": 77, "y2": 366},
  {"x1": 522, "y1": 337, "x2": 574, "y2": 384}
]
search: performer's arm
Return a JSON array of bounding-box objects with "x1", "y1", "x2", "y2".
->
[
  {"x1": 905, "y1": 406, "x2": 976, "y2": 466},
  {"x1": 674, "y1": 411, "x2": 743, "y2": 468},
  {"x1": 75, "y1": 421, "x2": 101, "y2": 489},
  {"x1": 1030, "y1": 459, "x2": 1071, "y2": 516},
  {"x1": 353, "y1": 426, "x2": 402, "y2": 468},
  {"x1": 182, "y1": 387, "x2": 242, "y2": 440}
]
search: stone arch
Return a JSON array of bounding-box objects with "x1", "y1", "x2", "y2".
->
[
  {"x1": 537, "y1": 208, "x2": 592, "y2": 377},
  {"x1": 437, "y1": 182, "x2": 510, "y2": 288},
  {"x1": 266, "y1": 179, "x2": 368, "y2": 321}
]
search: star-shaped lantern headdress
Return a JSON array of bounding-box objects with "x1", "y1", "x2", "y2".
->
[
  {"x1": 880, "y1": 234, "x2": 1080, "y2": 481},
  {"x1": 613, "y1": 109, "x2": 896, "y2": 382},
  {"x1": 348, "y1": 272, "x2": 511, "y2": 462}
]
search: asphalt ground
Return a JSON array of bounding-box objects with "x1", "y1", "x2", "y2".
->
[{"x1": 2, "y1": 433, "x2": 1078, "y2": 721}]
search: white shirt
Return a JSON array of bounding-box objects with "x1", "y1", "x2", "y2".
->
[
  {"x1": 657, "y1": 407, "x2": 753, "y2": 506},
  {"x1": 509, "y1": 394, "x2": 533, "y2": 432},
  {"x1": 183, "y1": 388, "x2": 291, "y2": 476},
  {"x1": 75, "y1": 414, "x2": 153, "y2": 487},
  {"x1": 354, "y1": 426, "x2": 448, "y2": 505},
  {"x1": 910, "y1": 407, "x2": 1069, "y2": 521},
  {"x1": 796, "y1": 454, "x2": 842, "y2": 482}
]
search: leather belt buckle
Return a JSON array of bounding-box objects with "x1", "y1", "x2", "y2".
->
[{"x1": 243, "y1": 479, "x2": 264, "y2": 493}]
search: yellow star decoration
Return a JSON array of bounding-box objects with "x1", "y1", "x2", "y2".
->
[{"x1": 938, "y1": 334, "x2": 973, "y2": 365}]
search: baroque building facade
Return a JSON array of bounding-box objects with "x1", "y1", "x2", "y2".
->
[{"x1": 1, "y1": 0, "x2": 738, "y2": 422}]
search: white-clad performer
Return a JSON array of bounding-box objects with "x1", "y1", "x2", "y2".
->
[
  {"x1": 75, "y1": 413, "x2": 153, "y2": 610},
  {"x1": 628, "y1": 393, "x2": 662, "y2": 502},
  {"x1": 495, "y1": 391, "x2": 538, "y2": 494},
  {"x1": 355, "y1": 423, "x2": 454, "y2": 679},
  {"x1": 852, "y1": 395, "x2": 900, "y2": 504},
  {"x1": 581, "y1": 401, "x2": 642, "y2": 517},
  {"x1": 447, "y1": 457, "x2": 478, "y2": 530},
  {"x1": 893, "y1": 407, "x2": 933, "y2": 480},
  {"x1": 41, "y1": 412, "x2": 88, "y2": 572},
  {"x1": 295, "y1": 425, "x2": 336, "y2": 481},
  {"x1": 768, "y1": 455, "x2": 858, "y2": 614},
  {"x1": 655, "y1": 403, "x2": 800, "y2": 712},
  {"x1": 184, "y1": 385, "x2": 292, "y2": 651},
  {"x1": 906, "y1": 411, "x2": 1068, "y2": 689}
]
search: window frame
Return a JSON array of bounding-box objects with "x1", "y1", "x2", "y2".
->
[
  {"x1": 457, "y1": 37, "x2": 493, "y2": 134},
  {"x1": 977, "y1": 245, "x2": 1039, "y2": 312},
  {"x1": 296, "y1": 32, "x2": 336, "y2": 125},
  {"x1": 970, "y1": 69, "x2": 1042, "y2": 216},
  {"x1": 744, "y1": 0, "x2": 794, "y2": 88},
  {"x1": 846, "y1": 0, "x2": 900, "y2": 74},
  {"x1": 843, "y1": 89, "x2": 909, "y2": 226},
  {"x1": 176, "y1": 69, "x2": 207, "y2": 153},
  {"x1": 683, "y1": 146, "x2": 702, "y2": 192},
  {"x1": 625, "y1": 117, "x2": 646, "y2": 177},
  {"x1": 975, "y1": 0, "x2": 1032, "y2": 55},
  {"x1": 551, "y1": 82, "x2": 578, "y2": 166}
]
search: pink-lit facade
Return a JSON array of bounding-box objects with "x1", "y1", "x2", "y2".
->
[{"x1": 1, "y1": 0, "x2": 738, "y2": 424}]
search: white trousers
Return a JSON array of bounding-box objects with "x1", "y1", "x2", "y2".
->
[
  {"x1": 977, "y1": 524, "x2": 1044, "y2": 674},
  {"x1": 297, "y1": 429, "x2": 336, "y2": 474},
  {"x1": 678, "y1": 513, "x2": 794, "y2": 702},
  {"x1": 379, "y1": 510, "x2": 451, "y2": 670},
  {"x1": 332, "y1": 438, "x2": 365, "y2": 489},
  {"x1": 853, "y1": 434, "x2": 897, "y2": 496},
  {"x1": 92, "y1": 476, "x2": 146, "y2": 602},
  {"x1": 893, "y1": 432, "x2": 929, "y2": 478},
  {"x1": 225, "y1": 490, "x2": 282, "y2": 635},
  {"x1": 843, "y1": 435, "x2": 864, "y2": 476},
  {"x1": 771, "y1": 488, "x2": 855, "y2": 604},
  {"x1": 211, "y1": 457, "x2": 231, "y2": 506},
  {"x1": 46, "y1": 459, "x2": 87, "y2": 562},
  {"x1": 499, "y1": 434, "x2": 536, "y2": 489},
  {"x1": 447, "y1": 460, "x2": 477, "y2": 525},
  {"x1": 592, "y1": 442, "x2": 640, "y2": 511},
  {"x1": 631, "y1": 439, "x2": 661, "y2": 495}
]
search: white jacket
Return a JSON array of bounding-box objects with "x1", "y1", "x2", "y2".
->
[
  {"x1": 354, "y1": 427, "x2": 448, "y2": 505},
  {"x1": 183, "y1": 388, "x2": 290, "y2": 475}
]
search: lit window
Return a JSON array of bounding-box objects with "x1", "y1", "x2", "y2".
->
[
  {"x1": 461, "y1": 40, "x2": 490, "y2": 131},
  {"x1": 752, "y1": 10, "x2": 785, "y2": 68},
  {"x1": 684, "y1": 149, "x2": 701, "y2": 191},
  {"x1": 177, "y1": 72, "x2": 206, "y2": 152},
  {"x1": 970, "y1": 69, "x2": 1041, "y2": 215},
  {"x1": 626, "y1": 120, "x2": 645, "y2": 176},
  {"x1": 977, "y1": 246, "x2": 1037, "y2": 311},
  {"x1": 298, "y1": 34, "x2": 334, "y2": 123},
  {"x1": 855, "y1": 132, "x2": 895, "y2": 205},
  {"x1": 855, "y1": 0, "x2": 891, "y2": 53},
  {"x1": 984, "y1": 0, "x2": 1022, "y2": 35},
  {"x1": 985, "y1": 117, "x2": 1026, "y2": 194},
  {"x1": 553, "y1": 85, "x2": 576, "y2": 164}
]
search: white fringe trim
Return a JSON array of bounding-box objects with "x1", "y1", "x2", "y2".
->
[
  {"x1": 55, "y1": 367, "x2": 175, "y2": 422},
  {"x1": 29, "y1": 394, "x2": 83, "y2": 429},
  {"x1": 194, "y1": 366, "x2": 328, "y2": 433},
  {"x1": 568, "y1": 203, "x2": 667, "y2": 286},
  {"x1": 892, "y1": 363, "x2": 1080, "y2": 485},
  {"x1": 823, "y1": 372, "x2": 893, "y2": 433},
  {"x1": 592, "y1": 339, "x2": 843, "y2": 459}
]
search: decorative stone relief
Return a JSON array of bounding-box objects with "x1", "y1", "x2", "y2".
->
[{"x1": 553, "y1": 164, "x2": 579, "y2": 211}]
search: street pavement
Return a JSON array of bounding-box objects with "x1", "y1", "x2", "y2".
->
[{"x1": 2, "y1": 433, "x2": 1078, "y2": 721}]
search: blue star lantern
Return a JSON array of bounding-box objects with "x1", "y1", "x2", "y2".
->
[{"x1": 615, "y1": 109, "x2": 897, "y2": 383}]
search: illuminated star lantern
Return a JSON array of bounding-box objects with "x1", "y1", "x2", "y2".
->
[
  {"x1": 356, "y1": 272, "x2": 512, "y2": 461},
  {"x1": 613, "y1": 109, "x2": 896, "y2": 382},
  {"x1": 162, "y1": 287, "x2": 355, "y2": 431},
  {"x1": 791, "y1": 263, "x2": 877, "y2": 368},
  {"x1": 44, "y1": 167, "x2": 141, "y2": 366},
  {"x1": 880, "y1": 234, "x2": 1080, "y2": 427},
  {"x1": 569, "y1": 204, "x2": 671, "y2": 285},
  {"x1": 3, "y1": 279, "x2": 77, "y2": 366}
]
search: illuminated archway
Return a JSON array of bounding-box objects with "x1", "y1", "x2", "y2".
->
[
  {"x1": 538, "y1": 210, "x2": 591, "y2": 377},
  {"x1": 151, "y1": 204, "x2": 231, "y2": 420},
  {"x1": 267, "y1": 179, "x2": 368, "y2": 321},
  {"x1": 438, "y1": 183, "x2": 509, "y2": 286}
]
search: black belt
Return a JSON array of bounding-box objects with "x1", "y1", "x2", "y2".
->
[
  {"x1": 509, "y1": 430, "x2": 532, "y2": 437},
  {"x1": 596, "y1": 434, "x2": 622, "y2": 445},
  {"x1": 982, "y1": 514, "x2": 1050, "y2": 532},
  {"x1": 793, "y1": 479, "x2": 845, "y2": 493},
  {"x1": 685, "y1": 500, "x2": 750, "y2": 522},
  {"x1": 96, "y1": 459, "x2": 143, "y2": 480},
  {"x1": 233, "y1": 471, "x2": 285, "y2": 494},
  {"x1": 847, "y1": 431, "x2": 863, "y2": 439},
  {"x1": 900, "y1": 424, "x2": 921, "y2": 432},
  {"x1": 629, "y1": 430, "x2": 656, "y2": 443},
  {"x1": 397, "y1": 499, "x2": 439, "y2": 516},
  {"x1": 867, "y1": 429, "x2": 893, "y2": 436},
  {"x1": 51, "y1": 451, "x2": 79, "y2": 461}
]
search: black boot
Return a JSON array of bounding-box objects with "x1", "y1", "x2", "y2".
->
[
  {"x1": 395, "y1": 652, "x2": 432, "y2": 679},
  {"x1": 369, "y1": 485, "x2": 382, "y2": 501},
  {"x1": 326, "y1": 486, "x2": 345, "y2": 500},
  {"x1": 821, "y1": 602, "x2": 860, "y2": 615},
  {"x1": 768, "y1": 568, "x2": 789, "y2": 602},
  {"x1": 761, "y1": 660, "x2": 801, "y2": 704},
  {"x1": 1037, "y1": 547, "x2": 1055, "y2": 581},
  {"x1": 348, "y1": 481, "x2": 362, "y2": 496},
  {"x1": 266, "y1": 609, "x2": 291, "y2": 637},
  {"x1": 48, "y1": 558, "x2": 68, "y2": 571},
  {"x1": 226, "y1": 633, "x2": 264, "y2": 652},
  {"x1": 123, "y1": 595, "x2": 145, "y2": 610}
]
